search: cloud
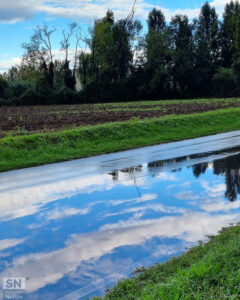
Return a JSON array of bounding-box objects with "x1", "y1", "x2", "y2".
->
[
  {"x1": 0, "y1": 57, "x2": 21, "y2": 73},
  {"x1": 0, "y1": 173, "x2": 113, "y2": 221},
  {"x1": 104, "y1": 203, "x2": 186, "y2": 218},
  {"x1": 201, "y1": 181, "x2": 226, "y2": 198},
  {"x1": 0, "y1": 212, "x2": 237, "y2": 293},
  {"x1": 202, "y1": 199, "x2": 240, "y2": 212},
  {"x1": 0, "y1": 239, "x2": 25, "y2": 251},
  {"x1": 45, "y1": 207, "x2": 91, "y2": 221},
  {"x1": 155, "y1": 172, "x2": 179, "y2": 181},
  {"x1": 0, "y1": 1, "x2": 34, "y2": 23},
  {"x1": 174, "y1": 191, "x2": 200, "y2": 201},
  {"x1": 0, "y1": 0, "x2": 232, "y2": 24}
]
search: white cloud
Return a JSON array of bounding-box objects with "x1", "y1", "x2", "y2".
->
[
  {"x1": 201, "y1": 181, "x2": 226, "y2": 198},
  {"x1": 0, "y1": 0, "x2": 232, "y2": 24},
  {"x1": 104, "y1": 203, "x2": 186, "y2": 218},
  {"x1": 45, "y1": 207, "x2": 91, "y2": 221},
  {"x1": 155, "y1": 172, "x2": 179, "y2": 181},
  {"x1": 0, "y1": 1, "x2": 35, "y2": 23},
  {"x1": 0, "y1": 173, "x2": 113, "y2": 221},
  {"x1": 0, "y1": 57, "x2": 21, "y2": 73},
  {"x1": 175, "y1": 191, "x2": 200, "y2": 201},
  {"x1": 202, "y1": 199, "x2": 240, "y2": 212},
  {"x1": 0, "y1": 239, "x2": 25, "y2": 251}
]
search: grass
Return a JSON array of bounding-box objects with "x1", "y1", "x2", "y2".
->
[
  {"x1": 94, "y1": 97, "x2": 240, "y2": 108},
  {"x1": 2, "y1": 107, "x2": 240, "y2": 172},
  {"x1": 92, "y1": 225, "x2": 240, "y2": 299}
]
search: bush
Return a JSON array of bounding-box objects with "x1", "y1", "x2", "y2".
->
[
  {"x1": 213, "y1": 68, "x2": 236, "y2": 97},
  {"x1": 79, "y1": 81, "x2": 127, "y2": 103},
  {"x1": 0, "y1": 75, "x2": 8, "y2": 98},
  {"x1": 10, "y1": 81, "x2": 32, "y2": 98}
]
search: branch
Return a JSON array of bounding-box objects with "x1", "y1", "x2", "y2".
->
[{"x1": 126, "y1": 0, "x2": 137, "y2": 25}]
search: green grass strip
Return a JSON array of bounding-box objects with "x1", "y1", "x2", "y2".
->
[
  {"x1": 93, "y1": 225, "x2": 240, "y2": 300},
  {"x1": 1, "y1": 107, "x2": 240, "y2": 173}
]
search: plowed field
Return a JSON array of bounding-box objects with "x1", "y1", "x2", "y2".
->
[{"x1": 1, "y1": 98, "x2": 240, "y2": 137}]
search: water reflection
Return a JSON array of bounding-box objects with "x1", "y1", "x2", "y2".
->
[
  {"x1": 110, "y1": 145, "x2": 240, "y2": 202},
  {"x1": 1, "y1": 142, "x2": 240, "y2": 299}
]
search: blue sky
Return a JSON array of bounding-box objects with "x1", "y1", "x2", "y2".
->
[{"x1": 0, "y1": 0, "x2": 230, "y2": 72}]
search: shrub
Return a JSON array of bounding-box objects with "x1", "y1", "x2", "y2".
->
[
  {"x1": 0, "y1": 75, "x2": 8, "y2": 98},
  {"x1": 213, "y1": 68, "x2": 236, "y2": 97}
]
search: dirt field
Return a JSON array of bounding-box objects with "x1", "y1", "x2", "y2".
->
[{"x1": 1, "y1": 99, "x2": 240, "y2": 137}]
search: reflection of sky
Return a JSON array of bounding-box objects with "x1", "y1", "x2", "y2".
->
[{"x1": 1, "y1": 148, "x2": 240, "y2": 299}]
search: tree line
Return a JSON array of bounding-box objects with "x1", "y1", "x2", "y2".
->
[{"x1": 1, "y1": 1, "x2": 240, "y2": 105}]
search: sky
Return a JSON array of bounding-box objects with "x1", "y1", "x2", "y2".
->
[{"x1": 0, "y1": 0, "x2": 232, "y2": 72}]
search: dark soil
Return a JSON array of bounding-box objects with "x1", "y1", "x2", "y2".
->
[{"x1": 1, "y1": 100, "x2": 239, "y2": 137}]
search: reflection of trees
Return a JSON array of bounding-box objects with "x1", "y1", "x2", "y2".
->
[
  {"x1": 213, "y1": 155, "x2": 240, "y2": 202},
  {"x1": 192, "y1": 163, "x2": 208, "y2": 178},
  {"x1": 148, "y1": 148, "x2": 240, "y2": 202},
  {"x1": 108, "y1": 146, "x2": 240, "y2": 202},
  {"x1": 191, "y1": 154, "x2": 240, "y2": 202},
  {"x1": 108, "y1": 165, "x2": 143, "y2": 200},
  {"x1": 108, "y1": 165, "x2": 143, "y2": 181}
]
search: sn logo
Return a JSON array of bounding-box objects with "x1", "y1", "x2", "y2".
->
[{"x1": 3, "y1": 278, "x2": 26, "y2": 290}]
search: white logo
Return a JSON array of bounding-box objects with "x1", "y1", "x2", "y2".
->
[{"x1": 3, "y1": 278, "x2": 26, "y2": 290}]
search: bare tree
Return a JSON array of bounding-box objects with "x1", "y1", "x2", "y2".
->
[
  {"x1": 22, "y1": 24, "x2": 56, "y2": 87},
  {"x1": 61, "y1": 22, "x2": 78, "y2": 63}
]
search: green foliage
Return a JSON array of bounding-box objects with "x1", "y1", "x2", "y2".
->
[
  {"x1": 147, "y1": 8, "x2": 166, "y2": 32},
  {"x1": 0, "y1": 75, "x2": 8, "y2": 98},
  {"x1": 63, "y1": 61, "x2": 76, "y2": 90},
  {"x1": 213, "y1": 67, "x2": 236, "y2": 97},
  {"x1": 221, "y1": 1, "x2": 240, "y2": 68},
  {"x1": 78, "y1": 10, "x2": 142, "y2": 86},
  {"x1": 170, "y1": 15, "x2": 195, "y2": 94}
]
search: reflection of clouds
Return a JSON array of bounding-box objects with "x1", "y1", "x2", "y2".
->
[
  {"x1": 175, "y1": 191, "x2": 200, "y2": 201},
  {"x1": 0, "y1": 239, "x2": 25, "y2": 252},
  {"x1": 105, "y1": 204, "x2": 186, "y2": 217},
  {"x1": 181, "y1": 181, "x2": 192, "y2": 187},
  {"x1": 0, "y1": 174, "x2": 113, "y2": 222},
  {"x1": 202, "y1": 200, "x2": 240, "y2": 212},
  {"x1": 109, "y1": 194, "x2": 157, "y2": 206},
  {"x1": 166, "y1": 181, "x2": 192, "y2": 190},
  {"x1": 155, "y1": 172, "x2": 179, "y2": 181},
  {"x1": 0, "y1": 169, "x2": 152, "y2": 222},
  {"x1": 201, "y1": 180, "x2": 226, "y2": 197},
  {"x1": 60, "y1": 257, "x2": 134, "y2": 300},
  {"x1": 153, "y1": 244, "x2": 182, "y2": 258},
  {"x1": 45, "y1": 207, "x2": 91, "y2": 221},
  {"x1": 0, "y1": 212, "x2": 236, "y2": 293}
]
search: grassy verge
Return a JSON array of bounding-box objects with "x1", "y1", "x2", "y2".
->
[
  {"x1": 92, "y1": 225, "x2": 240, "y2": 299},
  {"x1": 94, "y1": 97, "x2": 240, "y2": 107},
  {"x1": 2, "y1": 107, "x2": 240, "y2": 172}
]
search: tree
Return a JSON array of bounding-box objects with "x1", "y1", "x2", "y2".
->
[
  {"x1": 170, "y1": 15, "x2": 195, "y2": 94},
  {"x1": 212, "y1": 67, "x2": 236, "y2": 97},
  {"x1": 79, "y1": 10, "x2": 142, "y2": 85},
  {"x1": 0, "y1": 75, "x2": 8, "y2": 98},
  {"x1": 145, "y1": 9, "x2": 171, "y2": 98},
  {"x1": 60, "y1": 22, "x2": 79, "y2": 89},
  {"x1": 194, "y1": 2, "x2": 219, "y2": 95},
  {"x1": 232, "y1": 9, "x2": 240, "y2": 84},
  {"x1": 22, "y1": 24, "x2": 55, "y2": 89},
  {"x1": 147, "y1": 8, "x2": 166, "y2": 32},
  {"x1": 220, "y1": 1, "x2": 240, "y2": 67}
]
